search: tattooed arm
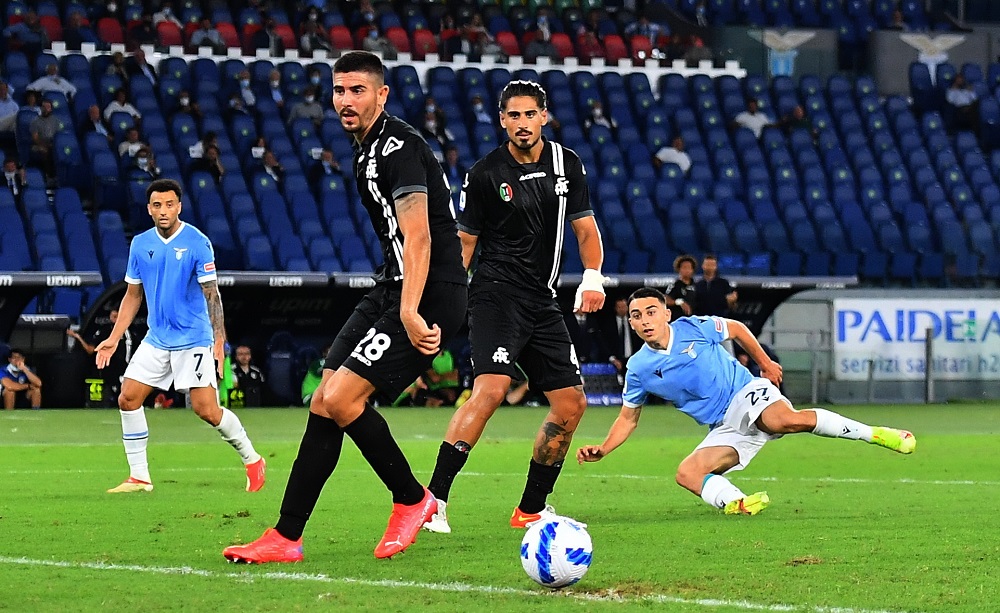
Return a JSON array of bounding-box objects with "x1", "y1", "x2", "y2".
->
[{"x1": 202, "y1": 279, "x2": 227, "y2": 378}]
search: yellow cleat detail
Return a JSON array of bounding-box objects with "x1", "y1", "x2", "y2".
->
[{"x1": 724, "y1": 492, "x2": 770, "y2": 516}]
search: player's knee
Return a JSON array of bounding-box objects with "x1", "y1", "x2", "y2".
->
[
  {"x1": 472, "y1": 382, "x2": 508, "y2": 409},
  {"x1": 675, "y1": 464, "x2": 703, "y2": 491}
]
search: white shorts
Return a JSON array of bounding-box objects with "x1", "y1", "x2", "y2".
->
[
  {"x1": 694, "y1": 378, "x2": 786, "y2": 473},
  {"x1": 124, "y1": 342, "x2": 218, "y2": 392}
]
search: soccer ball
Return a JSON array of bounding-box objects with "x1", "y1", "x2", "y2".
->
[{"x1": 520, "y1": 516, "x2": 592, "y2": 588}]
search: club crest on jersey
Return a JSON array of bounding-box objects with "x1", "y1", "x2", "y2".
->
[
  {"x1": 499, "y1": 183, "x2": 513, "y2": 202},
  {"x1": 555, "y1": 177, "x2": 569, "y2": 196},
  {"x1": 381, "y1": 136, "x2": 404, "y2": 156},
  {"x1": 365, "y1": 157, "x2": 378, "y2": 179},
  {"x1": 173, "y1": 247, "x2": 188, "y2": 260}
]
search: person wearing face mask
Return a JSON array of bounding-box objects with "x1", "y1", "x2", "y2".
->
[
  {"x1": 191, "y1": 144, "x2": 225, "y2": 183},
  {"x1": 153, "y1": 1, "x2": 183, "y2": 29},
  {"x1": 583, "y1": 99, "x2": 617, "y2": 133},
  {"x1": 172, "y1": 90, "x2": 203, "y2": 124},
  {"x1": 308, "y1": 148, "x2": 342, "y2": 188},
  {"x1": 299, "y1": 12, "x2": 332, "y2": 56},
  {"x1": 264, "y1": 69, "x2": 285, "y2": 109},
  {"x1": 306, "y1": 68, "x2": 327, "y2": 102},
  {"x1": 129, "y1": 146, "x2": 162, "y2": 181},
  {"x1": 225, "y1": 93, "x2": 252, "y2": 120},
  {"x1": 470, "y1": 94, "x2": 491, "y2": 125},
  {"x1": 423, "y1": 96, "x2": 447, "y2": 127},
  {"x1": 350, "y1": 0, "x2": 377, "y2": 29},
  {"x1": 361, "y1": 25, "x2": 398, "y2": 60},
  {"x1": 235, "y1": 70, "x2": 256, "y2": 108},
  {"x1": 420, "y1": 110, "x2": 455, "y2": 150},
  {"x1": 287, "y1": 86, "x2": 324, "y2": 127}
]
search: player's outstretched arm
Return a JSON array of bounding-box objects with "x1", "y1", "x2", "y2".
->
[
  {"x1": 570, "y1": 216, "x2": 606, "y2": 314},
  {"x1": 395, "y1": 191, "x2": 439, "y2": 355},
  {"x1": 576, "y1": 404, "x2": 642, "y2": 463},
  {"x1": 96, "y1": 283, "x2": 143, "y2": 369},
  {"x1": 726, "y1": 318, "x2": 782, "y2": 386},
  {"x1": 201, "y1": 279, "x2": 227, "y2": 378}
]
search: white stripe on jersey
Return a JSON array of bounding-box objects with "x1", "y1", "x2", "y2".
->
[
  {"x1": 547, "y1": 142, "x2": 567, "y2": 296},
  {"x1": 367, "y1": 179, "x2": 405, "y2": 279}
]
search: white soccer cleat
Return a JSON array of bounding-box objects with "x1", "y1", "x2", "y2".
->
[{"x1": 422, "y1": 499, "x2": 452, "y2": 533}]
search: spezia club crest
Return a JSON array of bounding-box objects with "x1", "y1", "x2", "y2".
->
[{"x1": 499, "y1": 183, "x2": 513, "y2": 202}]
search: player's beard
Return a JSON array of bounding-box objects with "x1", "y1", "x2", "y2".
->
[{"x1": 510, "y1": 132, "x2": 539, "y2": 151}]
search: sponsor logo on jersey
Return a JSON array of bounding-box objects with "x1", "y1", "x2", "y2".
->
[
  {"x1": 204, "y1": 262, "x2": 216, "y2": 272},
  {"x1": 382, "y1": 136, "x2": 404, "y2": 156},
  {"x1": 499, "y1": 183, "x2": 513, "y2": 202},
  {"x1": 519, "y1": 171, "x2": 546, "y2": 181}
]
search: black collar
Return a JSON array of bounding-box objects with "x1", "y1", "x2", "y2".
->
[
  {"x1": 354, "y1": 111, "x2": 389, "y2": 153},
  {"x1": 502, "y1": 137, "x2": 549, "y2": 168}
]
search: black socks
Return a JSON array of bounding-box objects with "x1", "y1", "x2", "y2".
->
[
  {"x1": 428, "y1": 440, "x2": 471, "y2": 502},
  {"x1": 517, "y1": 459, "x2": 563, "y2": 514},
  {"x1": 343, "y1": 405, "x2": 424, "y2": 505},
  {"x1": 276, "y1": 412, "x2": 344, "y2": 541}
]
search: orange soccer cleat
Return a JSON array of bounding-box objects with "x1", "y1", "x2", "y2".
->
[
  {"x1": 223, "y1": 528, "x2": 303, "y2": 564},
  {"x1": 374, "y1": 488, "x2": 437, "y2": 559}
]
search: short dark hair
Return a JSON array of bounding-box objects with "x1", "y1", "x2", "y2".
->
[
  {"x1": 702, "y1": 253, "x2": 718, "y2": 262},
  {"x1": 628, "y1": 287, "x2": 666, "y2": 306},
  {"x1": 146, "y1": 178, "x2": 182, "y2": 202},
  {"x1": 333, "y1": 51, "x2": 385, "y2": 85},
  {"x1": 499, "y1": 80, "x2": 547, "y2": 111},
  {"x1": 8, "y1": 347, "x2": 25, "y2": 357},
  {"x1": 673, "y1": 254, "x2": 697, "y2": 272}
]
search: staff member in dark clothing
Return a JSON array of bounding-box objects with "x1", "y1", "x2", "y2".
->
[
  {"x1": 667, "y1": 254, "x2": 699, "y2": 320},
  {"x1": 67, "y1": 308, "x2": 136, "y2": 407},
  {"x1": 231, "y1": 345, "x2": 265, "y2": 407},
  {"x1": 423, "y1": 80, "x2": 606, "y2": 534},
  {"x1": 694, "y1": 253, "x2": 738, "y2": 317},
  {"x1": 225, "y1": 51, "x2": 468, "y2": 564}
]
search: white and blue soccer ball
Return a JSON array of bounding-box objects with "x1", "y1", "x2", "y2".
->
[{"x1": 520, "y1": 516, "x2": 593, "y2": 588}]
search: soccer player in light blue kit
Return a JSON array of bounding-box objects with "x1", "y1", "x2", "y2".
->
[
  {"x1": 577, "y1": 287, "x2": 915, "y2": 515},
  {"x1": 96, "y1": 179, "x2": 266, "y2": 494}
]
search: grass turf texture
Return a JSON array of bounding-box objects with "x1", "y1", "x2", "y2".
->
[{"x1": 1, "y1": 405, "x2": 997, "y2": 612}]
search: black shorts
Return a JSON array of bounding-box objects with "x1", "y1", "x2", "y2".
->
[
  {"x1": 468, "y1": 286, "x2": 582, "y2": 392},
  {"x1": 325, "y1": 281, "x2": 468, "y2": 402}
]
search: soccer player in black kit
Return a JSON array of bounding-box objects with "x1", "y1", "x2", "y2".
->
[
  {"x1": 423, "y1": 80, "x2": 607, "y2": 533},
  {"x1": 224, "y1": 51, "x2": 468, "y2": 562}
]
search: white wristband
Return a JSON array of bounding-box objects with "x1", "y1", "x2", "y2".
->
[{"x1": 574, "y1": 269, "x2": 607, "y2": 311}]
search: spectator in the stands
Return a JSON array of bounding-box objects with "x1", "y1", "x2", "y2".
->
[
  {"x1": 118, "y1": 127, "x2": 146, "y2": 158},
  {"x1": 462, "y1": 13, "x2": 498, "y2": 61},
  {"x1": 226, "y1": 93, "x2": 252, "y2": 120},
  {"x1": 128, "y1": 146, "x2": 161, "y2": 181},
  {"x1": 471, "y1": 94, "x2": 492, "y2": 125},
  {"x1": 29, "y1": 100, "x2": 60, "y2": 178},
  {"x1": 653, "y1": 136, "x2": 692, "y2": 174},
  {"x1": 421, "y1": 110, "x2": 454, "y2": 150},
  {"x1": 188, "y1": 131, "x2": 217, "y2": 159},
  {"x1": 26, "y1": 64, "x2": 77, "y2": 100},
  {"x1": 252, "y1": 15, "x2": 285, "y2": 56},
  {"x1": 946, "y1": 74, "x2": 980, "y2": 135},
  {"x1": 584, "y1": 100, "x2": 617, "y2": 133},
  {"x1": 126, "y1": 50, "x2": 157, "y2": 85},
  {"x1": 128, "y1": 13, "x2": 158, "y2": 49},
  {"x1": 307, "y1": 67, "x2": 327, "y2": 103},
  {"x1": 264, "y1": 69, "x2": 285, "y2": 110},
  {"x1": 81, "y1": 104, "x2": 113, "y2": 144},
  {"x1": 189, "y1": 18, "x2": 226, "y2": 54},
  {"x1": 351, "y1": 0, "x2": 377, "y2": 29},
  {"x1": 21, "y1": 91, "x2": 41, "y2": 115},
  {"x1": 3, "y1": 157, "x2": 28, "y2": 199},
  {"x1": 439, "y1": 14, "x2": 462, "y2": 59},
  {"x1": 731, "y1": 97, "x2": 774, "y2": 139},
  {"x1": 190, "y1": 143, "x2": 225, "y2": 183},
  {"x1": 888, "y1": 8, "x2": 910, "y2": 31},
  {"x1": 524, "y1": 12, "x2": 558, "y2": 62},
  {"x1": 90, "y1": 0, "x2": 122, "y2": 24},
  {"x1": 442, "y1": 145, "x2": 465, "y2": 200},
  {"x1": 577, "y1": 30, "x2": 605, "y2": 61},
  {"x1": 260, "y1": 150, "x2": 285, "y2": 186},
  {"x1": 105, "y1": 52, "x2": 128, "y2": 80},
  {"x1": 153, "y1": 1, "x2": 183, "y2": 30},
  {"x1": 779, "y1": 104, "x2": 818, "y2": 140},
  {"x1": 236, "y1": 70, "x2": 256, "y2": 108},
  {"x1": 2, "y1": 10, "x2": 49, "y2": 59},
  {"x1": 624, "y1": 17, "x2": 663, "y2": 47},
  {"x1": 288, "y1": 86, "x2": 323, "y2": 126},
  {"x1": 172, "y1": 90, "x2": 202, "y2": 124},
  {"x1": 362, "y1": 25, "x2": 398, "y2": 59},
  {"x1": 0, "y1": 82, "x2": 18, "y2": 135},
  {"x1": 308, "y1": 148, "x2": 342, "y2": 186},
  {"x1": 104, "y1": 89, "x2": 142, "y2": 125},
  {"x1": 63, "y1": 12, "x2": 98, "y2": 50},
  {"x1": 299, "y1": 11, "x2": 332, "y2": 56}
]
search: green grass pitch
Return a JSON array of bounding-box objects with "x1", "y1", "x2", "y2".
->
[{"x1": 1, "y1": 404, "x2": 998, "y2": 612}]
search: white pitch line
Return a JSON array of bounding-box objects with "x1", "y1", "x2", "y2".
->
[
  {"x1": 0, "y1": 556, "x2": 916, "y2": 613},
  {"x1": 1, "y1": 466, "x2": 996, "y2": 487}
]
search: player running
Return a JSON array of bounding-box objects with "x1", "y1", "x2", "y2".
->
[
  {"x1": 577, "y1": 287, "x2": 915, "y2": 515},
  {"x1": 97, "y1": 178, "x2": 266, "y2": 494},
  {"x1": 423, "y1": 80, "x2": 606, "y2": 534},
  {"x1": 223, "y1": 51, "x2": 468, "y2": 563}
]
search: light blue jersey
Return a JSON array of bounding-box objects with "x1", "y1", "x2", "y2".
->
[
  {"x1": 622, "y1": 316, "x2": 753, "y2": 426},
  {"x1": 124, "y1": 222, "x2": 217, "y2": 351}
]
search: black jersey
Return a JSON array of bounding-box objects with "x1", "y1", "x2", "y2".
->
[
  {"x1": 458, "y1": 139, "x2": 594, "y2": 298},
  {"x1": 353, "y1": 112, "x2": 466, "y2": 285}
]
